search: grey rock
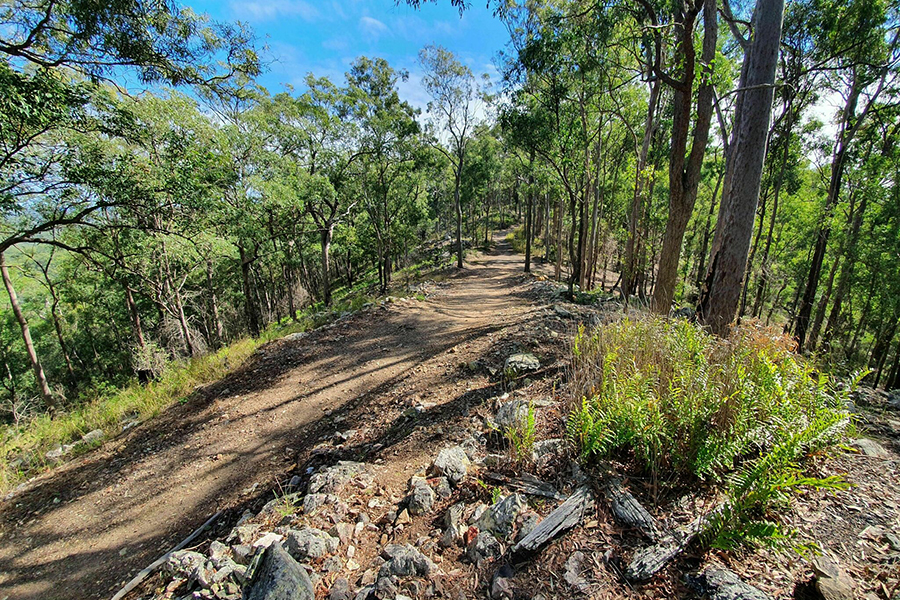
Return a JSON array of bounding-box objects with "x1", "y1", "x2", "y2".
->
[
  {"x1": 245, "y1": 543, "x2": 314, "y2": 600},
  {"x1": 308, "y1": 461, "x2": 368, "y2": 494},
  {"x1": 812, "y1": 555, "x2": 855, "y2": 600},
  {"x1": 231, "y1": 544, "x2": 253, "y2": 565},
  {"x1": 515, "y1": 513, "x2": 540, "y2": 542},
  {"x1": 851, "y1": 438, "x2": 889, "y2": 458},
  {"x1": 445, "y1": 503, "x2": 466, "y2": 530},
  {"x1": 303, "y1": 493, "x2": 349, "y2": 520},
  {"x1": 164, "y1": 550, "x2": 211, "y2": 587},
  {"x1": 469, "y1": 504, "x2": 489, "y2": 524},
  {"x1": 434, "y1": 477, "x2": 452, "y2": 500},
  {"x1": 406, "y1": 477, "x2": 435, "y2": 515},
  {"x1": 81, "y1": 429, "x2": 104, "y2": 444},
  {"x1": 329, "y1": 522, "x2": 354, "y2": 546},
  {"x1": 431, "y1": 446, "x2": 469, "y2": 485},
  {"x1": 564, "y1": 551, "x2": 590, "y2": 594},
  {"x1": 375, "y1": 576, "x2": 397, "y2": 598},
  {"x1": 671, "y1": 307, "x2": 695, "y2": 320},
  {"x1": 495, "y1": 399, "x2": 529, "y2": 430},
  {"x1": 284, "y1": 527, "x2": 339, "y2": 560},
  {"x1": 208, "y1": 540, "x2": 229, "y2": 565},
  {"x1": 466, "y1": 532, "x2": 502, "y2": 565},
  {"x1": 228, "y1": 524, "x2": 262, "y2": 545},
  {"x1": 532, "y1": 438, "x2": 565, "y2": 463},
  {"x1": 504, "y1": 353, "x2": 540, "y2": 376},
  {"x1": 329, "y1": 577, "x2": 353, "y2": 600},
  {"x1": 354, "y1": 586, "x2": 374, "y2": 600},
  {"x1": 476, "y1": 494, "x2": 527, "y2": 540},
  {"x1": 323, "y1": 555, "x2": 344, "y2": 573},
  {"x1": 378, "y1": 544, "x2": 436, "y2": 578},
  {"x1": 439, "y1": 526, "x2": 462, "y2": 549},
  {"x1": 685, "y1": 567, "x2": 771, "y2": 600}
]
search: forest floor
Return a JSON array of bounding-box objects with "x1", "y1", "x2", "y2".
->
[{"x1": 1, "y1": 235, "x2": 898, "y2": 600}]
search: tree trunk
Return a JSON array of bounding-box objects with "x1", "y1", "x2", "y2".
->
[
  {"x1": 525, "y1": 157, "x2": 534, "y2": 273},
  {"x1": 1, "y1": 252, "x2": 54, "y2": 409},
  {"x1": 652, "y1": 0, "x2": 717, "y2": 313},
  {"x1": 321, "y1": 222, "x2": 334, "y2": 306},
  {"x1": 697, "y1": 0, "x2": 783, "y2": 335},
  {"x1": 455, "y1": 161, "x2": 464, "y2": 269},
  {"x1": 238, "y1": 243, "x2": 261, "y2": 337}
]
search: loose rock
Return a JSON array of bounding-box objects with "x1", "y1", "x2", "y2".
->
[
  {"x1": 476, "y1": 494, "x2": 527, "y2": 540},
  {"x1": 245, "y1": 543, "x2": 314, "y2": 600},
  {"x1": 284, "y1": 527, "x2": 339, "y2": 560},
  {"x1": 379, "y1": 544, "x2": 436, "y2": 578},
  {"x1": 432, "y1": 446, "x2": 470, "y2": 485}
]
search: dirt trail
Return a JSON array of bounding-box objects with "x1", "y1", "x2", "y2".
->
[{"x1": 0, "y1": 235, "x2": 545, "y2": 600}]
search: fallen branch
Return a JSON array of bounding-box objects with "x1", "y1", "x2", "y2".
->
[
  {"x1": 512, "y1": 485, "x2": 594, "y2": 557},
  {"x1": 110, "y1": 510, "x2": 223, "y2": 600},
  {"x1": 603, "y1": 478, "x2": 660, "y2": 541}
]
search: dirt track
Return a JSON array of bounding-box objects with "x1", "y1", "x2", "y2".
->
[{"x1": 0, "y1": 236, "x2": 548, "y2": 600}]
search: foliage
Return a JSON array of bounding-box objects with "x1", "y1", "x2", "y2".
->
[{"x1": 505, "y1": 402, "x2": 536, "y2": 463}]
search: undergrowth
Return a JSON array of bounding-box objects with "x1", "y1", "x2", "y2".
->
[
  {"x1": 567, "y1": 316, "x2": 854, "y2": 549},
  {"x1": 0, "y1": 272, "x2": 430, "y2": 493}
]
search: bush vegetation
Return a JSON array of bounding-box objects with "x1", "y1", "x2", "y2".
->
[{"x1": 567, "y1": 316, "x2": 853, "y2": 548}]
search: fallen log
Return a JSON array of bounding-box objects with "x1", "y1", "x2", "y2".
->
[
  {"x1": 685, "y1": 567, "x2": 772, "y2": 600},
  {"x1": 624, "y1": 512, "x2": 707, "y2": 581},
  {"x1": 603, "y1": 478, "x2": 660, "y2": 541},
  {"x1": 483, "y1": 472, "x2": 566, "y2": 500},
  {"x1": 511, "y1": 485, "x2": 594, "y2": 557}
]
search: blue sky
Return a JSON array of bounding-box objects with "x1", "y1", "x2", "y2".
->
[{"x1": 186, "y1": 0, "x2": 509, "y2": 111}]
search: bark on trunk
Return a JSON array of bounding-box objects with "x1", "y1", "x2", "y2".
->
[
  {"x1": 697, "y1": 0, "x2": 783, "y2": 335},
  {"x1": 1, "y1": 252, "x2": 54, "y2": 409}
]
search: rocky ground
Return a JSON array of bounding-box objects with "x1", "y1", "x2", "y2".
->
[{"x1": 1, "y1": 238, "x2": 898, "y2": 600}]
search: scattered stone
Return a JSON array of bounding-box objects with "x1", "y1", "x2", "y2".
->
[
  {"x1": 253, "y1": 532, "x2": 284, "y2": 549},
  {"x1": 323, "y1": 555, "x2": 344, "y2": 573},
  {"x1": 208, "y1": 540, "x2": 229, "y2": 565},
  {"x1": 245, "y1": 543, "x2": 314, "y2": 600},
  {"x1": 685, "y1": 567, "x2": 771, "y2": 600},
  {"x1": 515, "y1": 513, "x2": 540, "y2": 542},
  {"x1": 564, "y1": 551, "x2": 590, "y2": 594},
  {"x1": 232, "y1": 544, "x2": 253, "y2": 565},
  {"x1": 284, "y1": 527, "x2": 339, "y2": 560},
  {"x1": 491, "y1": 564, "x2": 515, "y2": 599},
  {"x1": 432, "y1": 446, "x2": 470, "y2": 485},
  {"x1": 379, "y1": 544, "x2": 436, "y2": 578},
  {"x1": 467, "y1": 532, "x2": 502, "y2": 565},
  {"x1": 469, "y1": 504, "x2": 489, "y2": 524},
  {"x1": 303, "y1": 493, "x2": 349, "y2": 521},
  {"x1": 604, "y1": 478, "x2": 660, "y2": 541},
  {"x1": 396, "y1": 509, "x2": 412, "y2": 525},
  {"x1": 851, "y1": 438, "x2": 889, "y2": 458},
  {"x1": 81, "y1": 429, "x2": 104, "y2": 444},
  {"x1": 330, "y1": 523, "x2": 354, "y2": 546},
  {"x1": 476, "y1": 494, "x2": 527, "y2": 540},
  {"x1": 406, "y1": 477, "x2": 436, "y2": 515},
  {"x1": 812, "y1": 555, "x2": 855, "y2": 600},
  {"x1": 329, "y1": 577, "x2": 353, "y2": 600},
  {"x1": 308, "y1": 461, "x2": 368, "y2": 494},
  {"x1": 164, "y1": 550, "x2": 212, "y2": 587},
  {"x1": 495, "y1": 399, "x2": 530, "y2": 430},
  {"x1": 229, "y1": 524, "x2": 262, "y2": 545},
  {"x1": 434, "y1": 477, "x2": 452, "y2": 500},
  {"x1": 532, "y1": 438, "x2": 565, "y2": 463},
  {"x1": 504, "y1": 353, "x2": 540, "y2": 377}
]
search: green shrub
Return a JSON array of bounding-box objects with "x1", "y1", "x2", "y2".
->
[
  {"x1": 567, "y1": 316, "x2": 853, "y2": 547},
  {"x1": 506, "y1": 226, "x2": 543, "y2": 255},
  {"x1": 506, "y1": 402, "x2": 536, "y2": 462}
]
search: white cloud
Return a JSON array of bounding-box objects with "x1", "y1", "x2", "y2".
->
[
  {"x1": 229, "y1": 0, "x2": 319, "y2": 22},
  {"x1": 359, "y1": 16, "x2": 389, "y2": 41}
]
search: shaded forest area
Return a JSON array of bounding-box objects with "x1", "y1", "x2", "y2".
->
[{"x1": 1, "y1": 0, "x2": 899, "y2": 436}]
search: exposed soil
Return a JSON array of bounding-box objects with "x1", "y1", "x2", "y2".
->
[
  {"x1": 0, "y1": 235, "x2": 564, "y2": 600},
  {"x1": 2, "y1": 235, "x2": 898, "y2": 600}
]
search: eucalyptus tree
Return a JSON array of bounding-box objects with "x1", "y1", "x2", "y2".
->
[
  {"x1": 793, "y1": 0, "x2": 900, "y2": 350},
  {"x1": 419, "y1": 45, "x2": 484, "y2": 269}
]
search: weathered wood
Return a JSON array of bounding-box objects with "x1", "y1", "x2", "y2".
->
[
  {"x1": 110, "y1": 510, "x2": 222, "y2": 600},
  {"x1": 484, "y1": 472, "x2": 565, "y2": 500},
  {"x1": 685, "y1": 567, "x2": 772, "y2": 600},
  {"x1": 625, "y1": 513, "x2": 706, "y2": 581},
  {"x1": 511, "y1": 485, "x2": 594, "y2": 556},
  {"x1": 604, "y1": 478, "x2": 660, "y2": 541}
]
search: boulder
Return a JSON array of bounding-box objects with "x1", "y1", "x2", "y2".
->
[
  {"x1": 245, "y1": 543, "x2": 314, "y2": 600},
  {"x1": 685, "y1": 567, "x2": 771, "y2": 600},
  {"x1": 431, "y1": 446, "x2": 469, "y2": 485},
  {"x1": 284, "y1": 527, "x2": 339, "y2": 560},
  {"x1": 812, "y1": 555, "x2": 855, "y2": 600}
]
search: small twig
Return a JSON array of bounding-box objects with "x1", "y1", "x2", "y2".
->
[{"x1": 110, "y1": 510, "x2": 223, "y2": 600}]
